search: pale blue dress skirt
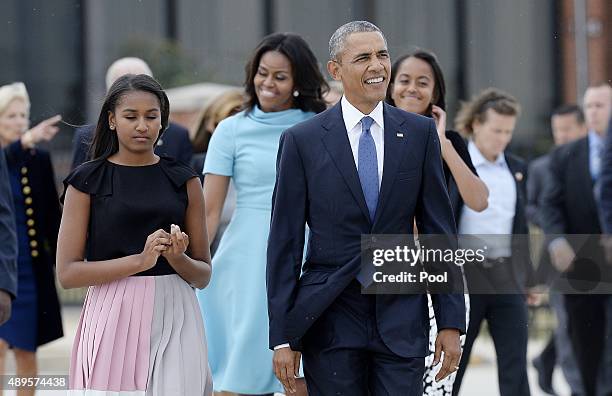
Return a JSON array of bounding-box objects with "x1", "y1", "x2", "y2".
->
[{"x1": 197, "y1": 106, "x2": 314, "y2": 393}]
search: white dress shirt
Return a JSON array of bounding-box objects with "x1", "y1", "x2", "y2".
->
[
  {"x1": 459, "y1": 141, "x2": 516, "y2": 258},
  {"x1": 274, "y1": 98, "x2": 385, "y2": 351},
  {"x1": 341, "y1": 96, "x2": 385, "y2": 187}
]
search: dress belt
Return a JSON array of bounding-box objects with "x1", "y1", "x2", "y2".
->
[{"x1": 480, "y1": 256, "x2": 511, "y2": 269}]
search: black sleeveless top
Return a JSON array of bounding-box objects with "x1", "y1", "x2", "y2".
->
[{"x1": 62, "y1": 156, "x2": 198, "y2": 276}]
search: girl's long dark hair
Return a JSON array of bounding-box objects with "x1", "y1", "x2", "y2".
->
[
  {"x1": 90, "y1": 74, "x2": 170, "y2": 160},
  {"x1": 244, "y1": 33, "x2": 328, "y2": 114}
]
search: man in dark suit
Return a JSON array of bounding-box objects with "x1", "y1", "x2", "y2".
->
[
  {"x1": 267, "y1": 21, "x2": 465, "y2": 395},
  {"x1": 599, "y1": 117, "x2": 612, "y2": 232},
  {"x1": 527, "y1": 105, "x2": 587, "y2": 229},
  {"x1": 597, "y1": 114, "x2": 612, "y2": 396},
  {"x1": 0, "y1": 149, "x2": 17, "y2": 325},
  {"x1": 71, "y1": 57, "x2": 193, "y2": 169},
  {"x1": 528, "y1": 104, "x2": 586, "y2": 396},
  {"x1": 541, "y1": 83, "x2": 612, "y2": 396}
]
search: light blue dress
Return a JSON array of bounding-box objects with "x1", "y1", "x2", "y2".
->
[{"x1": 197, "y1": 106, "x2": 314, "y2": 393}]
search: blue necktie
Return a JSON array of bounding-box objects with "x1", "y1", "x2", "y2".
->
[
  {"x1": 594, "y1": 141, "x2": 603, "y2": 206},
  {"x1": 358, "y1": 116, "x2": 379, "y2": 221},
  {"x1": 593, "y1": 141, "x2": 603, "y2": 181},
  {"x1": 357, "y1": 116, "x2": 378, "y2": 287}
]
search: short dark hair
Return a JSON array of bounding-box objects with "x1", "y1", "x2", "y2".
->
[
  {"x1": 386, "y1": 50, "x2": 447, "y2": 111},
  {"x1": 551, "y1": 103, "x2": 585, "y2": 124},
  {"x1": 244, "y1": 33, "x2": 328, "y2": 114},
  {"x1": 90, "y1": 74, "x2": 169, "y2": 160}
]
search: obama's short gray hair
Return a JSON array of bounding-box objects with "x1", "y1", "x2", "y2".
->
[{"x1": 329, "y1": 21, "x2": 386, "y2": 61}]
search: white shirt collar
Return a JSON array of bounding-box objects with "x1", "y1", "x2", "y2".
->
[
  {"x1": 468, "y1": 139, "x2": 506, "y2": 167},
  {"x1": 340, "y1": 96, "x2": 384, "y2": 132}
]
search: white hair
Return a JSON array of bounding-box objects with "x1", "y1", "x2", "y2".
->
[
  {"x1": 329, "y1": 20, "x2": 386, "y2": 61},
  {"x1": 105, "y1": 57, "x2": 153, "y2": 91},
  {"x1": 0, "y1": 82, "x2": 30, "y2": 116}
]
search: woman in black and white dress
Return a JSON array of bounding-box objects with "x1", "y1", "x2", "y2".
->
[{"x1": 386, "y1": 50, "x2": 489, "y2": 395}]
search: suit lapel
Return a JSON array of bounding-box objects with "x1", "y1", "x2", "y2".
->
[
  {"x1": 505, "y1": 154, "x2": 524, "y2": 233},
  {"x1": 576, "y1": 139, "x2": 598, "y2": 213},
  {"x1": 321, "y1": 103, "x2": 371, "y2": 223},
  {"x1": 372, "y1": 104, "x2": 406, "y2": 228}
]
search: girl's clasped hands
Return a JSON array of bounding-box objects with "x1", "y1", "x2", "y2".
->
[{"x1": 140, "y1": 224, "x2": 189, "y2": 271}]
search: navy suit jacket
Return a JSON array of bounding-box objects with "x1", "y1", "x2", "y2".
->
[
  {"x1": 526, "y1": 154, "x2": 551, "y2": 229},
  {"x1": 71, "y1": 122, "x2": 193, "y2": 169},
  {"x1": 0, "y1": 149, "x2": 17, "y2": 298},
  {"x1": 526, "y1": 154, "x2": 555, "y2": 285},
  {"x1": 266, "y1": 102, "x2": 465, "y2": 358},
  {"x1": 542, "y1": 137, "x2": 602, "y2": 235},
  {"x1": 541, "y1": 136, "x2": 609, "y2": 286},
  {"x1": 599, "y1": 118, "x2": 612, "y2": 233}
]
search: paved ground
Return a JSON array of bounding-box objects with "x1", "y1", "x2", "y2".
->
[{"x1": 3, "y1": 306, "x2": 569, "y2": 395}]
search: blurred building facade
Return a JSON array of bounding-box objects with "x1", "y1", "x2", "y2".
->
[{"x1": 0, "y1": 0, "x2": 610, "y2": 174}]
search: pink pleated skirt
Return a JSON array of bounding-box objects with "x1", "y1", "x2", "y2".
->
[{"x1": 68, "y1": 274, "x2": 213, "y2": 396}]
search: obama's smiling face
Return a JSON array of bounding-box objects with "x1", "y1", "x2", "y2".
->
[{"x1": 328, "y1": 31, "x2": 390, "y2": 114}]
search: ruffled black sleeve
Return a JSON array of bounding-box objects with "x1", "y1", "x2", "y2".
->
[
  {"x1": 158, "y1": 156, "x2": 199, "y2": 190},
  {"x1": 60, "y1": 159, "x2": 113, "y2": 203}
]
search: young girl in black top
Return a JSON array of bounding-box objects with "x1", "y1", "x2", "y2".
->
[{"x1": 57, "y1": 74, "x2": 213, "y2": 395}]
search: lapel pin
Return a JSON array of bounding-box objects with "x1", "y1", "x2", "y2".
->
[
  {"x1": 396, "y1": 132, "x2": 404, "y2": 138},
  {"x1": 514, "y1": 172, "x2": 523, "y2": 181}
]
